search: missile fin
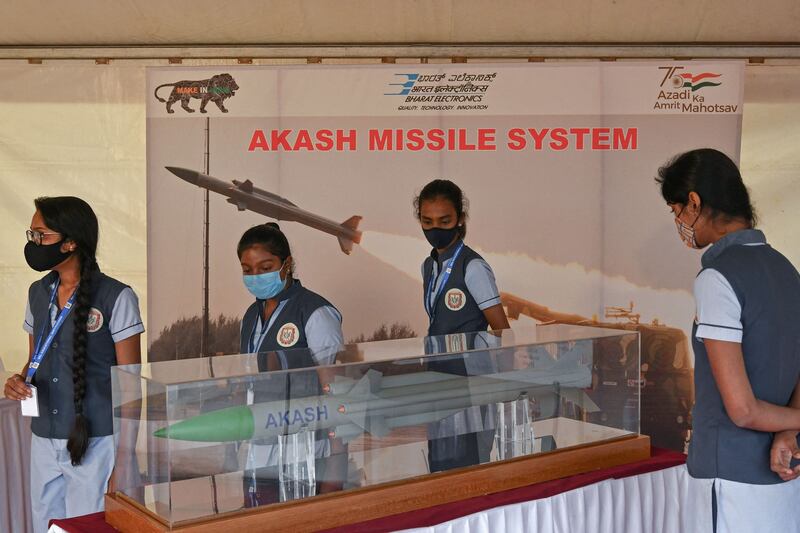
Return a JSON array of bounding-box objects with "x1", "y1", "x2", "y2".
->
[
  {"x1": 341, "y1": 215, "x2": 362, "y2": 237},
  {"x1": 558, "y1": 389, "x2": 601, "y2": 412},
  {"x1": 325, "y1": 375, "x2": 355, "y2": 395},
  {"x1": 337, "y1": 237, "x2": 355, "y2": 255},
  {"x1": 343, "y1": 413, "x2": 390, "y2": 438},
  {"x1": 237, "y1": 179, "x2": 254, "y2": 193},
  {"x1": 336, "y1": 215, "x2": 363, "y2": 255},
  {"x1": 366, "y1": 416, "x2": 390, "y2": 437},
  {"x1": 226, "y1": 197, "x2": 248, "y2": 212},
  {"x1": 348, "y1": 369, "x2": 382, "y2": 399},
  {"x1": 340, "y1": 433, "x2": 360, "y2": 444}
]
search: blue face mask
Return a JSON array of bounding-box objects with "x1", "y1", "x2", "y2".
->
[{"x1": 243, "y1": 264, "x2": 286, "y2": 300}]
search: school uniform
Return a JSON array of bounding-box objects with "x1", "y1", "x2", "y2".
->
[
  {"x1": 240, "y1": 279, "x2": 342, "y2": 359},
  {"x1": 421, "y1": 239, "x2": 503, "y2": 472},
  {"x1": 688, "y1": 229, "x2": 800, "y2": 532},
  {"x1": 238, "y1": 279, "x2": 344, "y2": 506},
  {"x1": 22, "y1": 271, "x2": 144, "y2": 532}
]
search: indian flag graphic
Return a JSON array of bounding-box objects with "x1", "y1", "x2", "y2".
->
[{"x1": 670, "y1": 72, "x2": 722, "y2": 91}]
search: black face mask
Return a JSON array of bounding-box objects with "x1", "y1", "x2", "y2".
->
[
  {"x1": 24, "y1": 240, "x2": 72, "y2": 272},
  {"x1": 423, "y1": 226, "x2": 460, "y2": 249}
]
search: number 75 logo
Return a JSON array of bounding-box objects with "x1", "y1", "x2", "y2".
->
[{"x1": 658, "y1": 66, "x2": 684, "y2": 87}]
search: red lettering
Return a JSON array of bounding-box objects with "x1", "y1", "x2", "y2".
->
[
  {"x1": 592, "y1": 128, "x2": 611, "y2": 150},
  {"x1": 477, "y1": 128, "x2": 496, "y2": 151},
  {"x1": 270, "y1": 130, "x2": 293, "y2": 151},
  {"x1": 549, "y1": 128, "x2": 568, "y2": 151},
  {"x1": 248, "y1": 130, "x2": 269, "y2": 151},
  {"x1": 506, "y1": 128, "x2": 526, "y2": 150},
  {"x1": 427, "y1": 129, "x2": 445, "y2": 151},
  {"x1": 448, "y1": 129, "x2": 457, "y2": 151},
  {"x1": 613, "y1": 128, "x2": 638, "y2": 150},
  {"x1": 293, "y1": 130, "x2": 313, "y2": 151},
  {"x1": 527, "y1": 128, "x2": 549, "y2": 150},
  {"x1": 315, "y1": 130, "x2": 333, "y2": 151},
  {"x1": 369, "y1": 129, "x2": 392, "y2": 151},
  {"x1": 569, "y1": 128, "x2": 590, "y2": 150},
  {"x1": 458, "y1": 129, "x2": 476, "y2": 151},
  {"x1": 406, "y1": 129, "x2": 425, "y2": 151},
  {"x1": 337, "y1": 129, "x2": 357, "y2": 151}
]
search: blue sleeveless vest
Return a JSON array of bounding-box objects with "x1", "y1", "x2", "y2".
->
[{"x1": 27, "y1": 271, "x2": 128, "y2": 439}]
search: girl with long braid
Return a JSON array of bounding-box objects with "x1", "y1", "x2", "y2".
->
[{"x1": 3, "y1": 197, "x2": 144, "y2": 532}]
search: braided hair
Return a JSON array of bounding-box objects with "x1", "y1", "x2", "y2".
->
[{"x1": 35, "y1": 197, "x2": 99, "y2": 466}]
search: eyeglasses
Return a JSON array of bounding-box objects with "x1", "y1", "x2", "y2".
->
[{"x1": 26, "y1": 229, "x2": 61, "y2": 246}]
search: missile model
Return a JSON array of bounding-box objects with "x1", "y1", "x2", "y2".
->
[
  {"x1": 154, "y1": 353, "x2": 597, "y2": 444},
  {"x1": 166, "y1": 166, "x2": 363, "y2": 254}
]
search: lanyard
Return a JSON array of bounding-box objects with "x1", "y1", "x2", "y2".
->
[
  {"x1": 25, "y1": 280, "x2": 77, "y2": 384},
  {"x1": 425, "y1": 241, "x2": 465, "y2": 322},
  {"x1": 248, "y1": 300, "x2": 288, "y2": 353}
]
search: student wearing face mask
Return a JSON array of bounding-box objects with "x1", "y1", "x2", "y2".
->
[
  {"x1": 236, "y1": 222, "x2": 345, "y2": 505},
  {"x1": 415, "y1": 179, "x2": 509, "y2": 338},
  {"x1": 3, "y1": 197, "x2": 143, "y2": 532},
  {"x1": 414, "y1": 179, "x2": 510, "y2": 473},
  {"x1": 238, "y1": 223, "x2": 343, "y2": 356},
  {"x1": 657, "y1": 149, "x2": 800, "y2": 532}
]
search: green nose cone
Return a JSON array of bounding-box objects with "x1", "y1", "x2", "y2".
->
[{"x1": 153, "y1": 405, "x2": 255, "y2": 442}]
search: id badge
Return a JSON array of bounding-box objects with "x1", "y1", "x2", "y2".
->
[{"x1": 20, "y1": 385, "x2": 40, "y2": 417}]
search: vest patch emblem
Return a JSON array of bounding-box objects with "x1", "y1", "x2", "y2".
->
[
  {"x1": 445, "y1": 289, "x2": 466, "y2": 311},
  {"x1": 277, "y1": 323, "x2": 300, "y2": 347},
  {"x1": 86, "y1": 308, "x2": 104, "y2": 333}
]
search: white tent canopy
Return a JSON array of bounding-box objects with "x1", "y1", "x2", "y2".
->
[{"x1": 1, "y1": 0, "x2": 799, "y2": 48}]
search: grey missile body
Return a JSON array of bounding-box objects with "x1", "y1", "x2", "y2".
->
[{"x1": 166, "y1": 166, "x2": 362, "y2": 254}]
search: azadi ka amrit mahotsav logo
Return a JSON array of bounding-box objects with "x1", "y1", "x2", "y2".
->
[{"x1": 661, "y1": 67, "x2": 722, "y2": 92}]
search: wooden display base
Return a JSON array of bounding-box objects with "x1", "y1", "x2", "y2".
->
[{"x1": 106, "y1": 434, "x2": 649, "y2": 532}]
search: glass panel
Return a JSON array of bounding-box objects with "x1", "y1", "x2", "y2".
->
[{"x1": 111, "y1": 324, "x2": 640, "y2": 526}]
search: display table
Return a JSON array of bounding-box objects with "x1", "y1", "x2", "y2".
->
[
  {"x1": 0, "y1": 393, "x2": 34, "y2": 533},
  {"x1": 49, "y1": 447, "x2": 688, "y2": 533}
]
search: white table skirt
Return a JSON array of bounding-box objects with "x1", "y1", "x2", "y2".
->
[
  {"x1": 400, "y1": 464, "x2": 712, "y2": 533},
  {"x1": 0, "y1": 397, "x2": 34, "y2": 533}
]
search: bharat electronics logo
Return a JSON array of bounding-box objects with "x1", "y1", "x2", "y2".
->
[
  {"x1": 153, "y1": 73, "x2": 240, "y2": 114},
  {"x1": 654, "y1": 66, "x2": 737, "y2": 113},
  {"x1": 384, "y1": 71, "x2": 498, "y2": 112},
  {"x1": 385, "y1": 73, "x2": 419, "y2": 96}
]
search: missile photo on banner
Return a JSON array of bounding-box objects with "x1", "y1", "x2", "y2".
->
[{"x1": 166, "y1": 166, "x2": 363, "y2": 254}]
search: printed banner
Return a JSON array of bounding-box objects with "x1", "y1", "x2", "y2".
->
[{"x1": 147, "y1": 61, "x2": 744, "y2": 450}]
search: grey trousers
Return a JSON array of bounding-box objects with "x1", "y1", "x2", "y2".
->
[{"x1": 30, "y1": 434, "x2": 114, "y2": 533}]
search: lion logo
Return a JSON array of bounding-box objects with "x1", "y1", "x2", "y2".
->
[
  {"x1": 445, "y1": 289, "x2": 466, "y2": 311},
  {"x1": 154, "y1": 73, "x2": 240, "y2": 114},
  {"x1": 86, "y1": 308, "x2": 104, "y2": 333},
  {"x1": 277, "y1": 323, "x2": 300, "y2": 348}
]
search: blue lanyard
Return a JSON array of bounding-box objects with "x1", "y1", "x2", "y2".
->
[
  {"x1": 249, "y1": 300, "x2": 287, "y2": 353},
  {"x1": 425, "y1": 241, "x2": 465, "y2": 322},
  {"x1": 25, "y1": 280, "x2": 78, "y2": 385},
  {"x1": 249, "y1": 301, "x2": 269, "y2": 353}
]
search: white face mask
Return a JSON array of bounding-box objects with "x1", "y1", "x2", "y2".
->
[{"x1": 674, "y1": 205, "x2": 701, "y2": 249}]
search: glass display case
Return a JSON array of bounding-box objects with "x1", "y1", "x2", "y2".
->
[{"x1": 110, "y1": 324, "x2": 641, "y2": 529}]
